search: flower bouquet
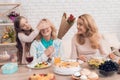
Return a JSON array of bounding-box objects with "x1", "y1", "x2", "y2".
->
[
  {"x1": 1, "y1": 26, "x2": 16, "y2": 43},
  {"x1": 57, "y1": 13, "x2": 75, "y2": 39},
  {"x1": 8, "y1": 11, "x2": 19, "y2": 22}
]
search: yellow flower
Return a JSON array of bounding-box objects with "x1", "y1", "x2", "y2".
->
[{"x1": 1, "y1": 26, "x2": 15, "y2": 43}]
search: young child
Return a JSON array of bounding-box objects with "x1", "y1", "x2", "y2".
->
[{"x1": 14, "y1": 16, "x2": 43, "y2": 64}]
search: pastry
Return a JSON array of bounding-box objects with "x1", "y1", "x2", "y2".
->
[
  {"x1": 72, "y1": 71, "x2": 81, "y2": 80},
  {"x1": 74, "y1": 72, "x2": 81, "y2": 77},
  {"x1": 80, "y1": 75, "x2": 88, "y2": 80},
  {"x1": 80, "y1": 68, "x2": 91, "y2": 76},
  {"x1": 87, "y1": 72, "x2": 99, "y2": 80}
]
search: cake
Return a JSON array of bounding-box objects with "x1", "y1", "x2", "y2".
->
[
  {"x1": 53, "y1": 60, "x2": 81, "y2": 75},
  {"x1": 29, "y1": 73, "x2": 55, "y2": 80}
]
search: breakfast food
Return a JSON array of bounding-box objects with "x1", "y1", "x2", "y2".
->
[
  {"x1": 34, "y1": 62, "x2": 50, "y2": 69},
  {"x1": 53, "y1": 60, "x2": 81, "y2": 75},
  {"x1": 72, "y1": 71, "x2": 81, "y2": 80},
  {"x1": 80, "y1": 68, "x2": 91, "y2": 76},
  {"x1": 74, "y1": 72, "x2": 81, "y2": 77},
  {"x1": 99, "y1": 60, "x2": 119, "y2": 72},
  {"x1": 80, "y1": 75, "x2": 88, "y2": 80},
  {"x1": 72, "y1": 68, "x2": 99, "y2": 80},
  {"x1": 88, "y1": 58, "x2": 104, "y2": 68},
  {"x1": 29, "y1": 73, "x2": 55, "y2": 80},
  {"x1": 99, "y1": 60, "x2": 119, "y2": 76},
  {"x1": 87, "y1": 72, "x2": 99, "y2": 80}
]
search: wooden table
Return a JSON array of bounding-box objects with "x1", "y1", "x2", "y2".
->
[
  {"x1": 0, "y1": 65, "x2": 71, "y2": 80},
  {"x1": 0, "y1": 64, "x2": 120, "y2": 80}
]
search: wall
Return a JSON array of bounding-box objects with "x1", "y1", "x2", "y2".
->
[{"x1": 0, "y1": 0, "x2": 120, "y2": 40}]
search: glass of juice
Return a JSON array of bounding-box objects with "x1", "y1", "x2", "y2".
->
[{"x1": 54, "y1": 57, "x2": 61, "y2": 64}]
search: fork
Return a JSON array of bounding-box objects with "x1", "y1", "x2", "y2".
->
[{"x1": 47, "y1": 57, "x2": 52, "y2": 63}]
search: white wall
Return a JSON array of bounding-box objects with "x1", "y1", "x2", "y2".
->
[{"x1": 0, "y1": 0, "x2": 120, "y2": 40}]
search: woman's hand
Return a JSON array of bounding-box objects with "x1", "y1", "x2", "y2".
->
[
  {"x1": 108, "y1": 53, "x2": 116, "y2": 60},
  {"x1": 45, "y1": 46, "x2": 54, "y2": 57},
  {"x1": 37, "y1": 23, "x2": 43, "y2": 31},
  {"x1": 36, "y1": 22, "x2": 45, "y2": 31},
  {"x1": 78, "y1": 55, "x2": 87, "y2": 62},
  {"x1": 37, "y1": 21, "x2": 49, "y2": 31}
]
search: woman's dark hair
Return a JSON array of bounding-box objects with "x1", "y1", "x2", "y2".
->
[{"x1": 14, "y1": 16, "x2": 33, "y2": 64}]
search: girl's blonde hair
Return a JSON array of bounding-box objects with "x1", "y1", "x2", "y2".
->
[
  {"x1": 36, "y1": 19, "x2": 57, "y2": 40},
  {"x1": 77, "y1": 14, "x2": 100, "y2": 49}
]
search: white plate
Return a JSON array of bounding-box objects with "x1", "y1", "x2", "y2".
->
[
  {"x1": 27, "y1": 62, "x2": 51, "y2": 69},
  {"x1": 53, "y1": 66, "x2": 81, "y2": 75}
]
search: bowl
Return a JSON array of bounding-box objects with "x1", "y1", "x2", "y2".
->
[{"x1": 99, "y1": 70, "x2": 115, "y2": 77}]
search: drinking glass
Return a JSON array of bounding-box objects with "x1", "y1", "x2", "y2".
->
[
  {"x1": 26, "y1": 52, "x2": 33, "y2": 71},
  {"x1": 54, "y1": 57, "x2": 61, "y2": 65},
  {"x1": 53, "y1": 48, "x2": 61, "y2": 65},
  {"x1": 26, "y1": 56, "x2": 33, "y2": 63}
]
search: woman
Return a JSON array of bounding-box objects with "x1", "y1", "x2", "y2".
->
[
  {"x1": 14, "y1": 16, "x2": 43, "y2": 64},
  {"x1": 30, "y1": 19, "x2": 64, "y2": 63},
  {"x1": 71, "y1": 14, "x2": 109, "y2": 62}
]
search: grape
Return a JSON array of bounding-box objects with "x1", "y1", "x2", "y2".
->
[{"x1": 99, "y1": 60, "x2": 119, "y2": 72}]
